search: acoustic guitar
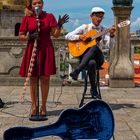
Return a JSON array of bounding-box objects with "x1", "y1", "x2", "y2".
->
[
  {"x1": 68, "y1": 20, "x2": 130, "y2": 57},
  {"x1": 3, "y1": 99, "x2": 114, "y2": 140}
]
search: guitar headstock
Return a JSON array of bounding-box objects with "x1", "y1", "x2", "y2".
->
[{"x1": 118, "y1": 20, "x2": 130, "y2": 28}]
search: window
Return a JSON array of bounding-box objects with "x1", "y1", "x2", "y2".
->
[{"x1": 15, "y1": 23, "x2": 21, "y2": 36}]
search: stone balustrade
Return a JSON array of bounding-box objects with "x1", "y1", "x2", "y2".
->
[{"x1": 0, "y1": 36, "x2": 67, "y2": 85}]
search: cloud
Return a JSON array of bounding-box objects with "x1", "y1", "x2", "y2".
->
[
  {"x1": 71, "y1": 19, "x2": 81, "y2": 27},
  {"x1": 131, "y1": 17, "x2": 140, "y2": 29},
  {"x1": 44, "y1": 0, "x2": 140, "y2": 32}
]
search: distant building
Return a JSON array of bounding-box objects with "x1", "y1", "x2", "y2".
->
[
  {"x1": 136, "y1": 30, "x2": 140, "y2": 37},
  {"x1": 130, "y1": 32, "x2": 137, "y2": 37}
]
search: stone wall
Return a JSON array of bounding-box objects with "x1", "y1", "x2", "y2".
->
[
  {"x1": 0, "y1": 0, "x2": 25, "y2": 7},
  {"x1": 0, "y1": 9, "x2": 24, "y2": 37},
  {"x1": 0, "y1": 36, "x2": 67, "y2": 85}
]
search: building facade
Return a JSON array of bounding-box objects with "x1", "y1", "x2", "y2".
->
[
  {"x1": 0, "y1": 1, "x2": 68, "y2": 85},
  {"x1": 0, "y1": 0, "x2": 24, "y2": 37}
]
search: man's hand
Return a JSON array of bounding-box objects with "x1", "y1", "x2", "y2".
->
[
  {"x1": 57, "y1": 14, "x2": 69, "y2": 28},
  {"x1": 28, "y1": 31, "x2": 39, "y2": 40},
  {"x1": 109, "y1": 25, "x2": 116, "y2": 37},
  {"x1": 79, "y1": 35, "x2": 92, "y2": 43}
]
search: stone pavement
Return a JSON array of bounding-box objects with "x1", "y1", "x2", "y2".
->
[{"x1": 0, "y1": 85, "x2": 140, "y2": 140}]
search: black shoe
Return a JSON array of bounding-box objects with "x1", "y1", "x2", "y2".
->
[
  {"x1": 90, "y1": 88, "x2": 100, "y2": 99},
  {"x1": 93, "y1": 92, "x2": 101, "y2": 99},
  {"x1": 0, "y1": 98, "x2": 4, "y2": 108},
  {"x1": 70, "y1": 71, "x2": 79, "y2": 80}
]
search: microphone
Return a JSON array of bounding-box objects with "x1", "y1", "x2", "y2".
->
[{"x1": 34, "y1": 6, "x2": 40, "y2": 17}]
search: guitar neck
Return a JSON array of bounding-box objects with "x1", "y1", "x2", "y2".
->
[
  {"x1": 32, "y1": 123, "x2": 65, "y2": 139},
  {"x1": 4, "y1": 123, "x2": 65, "y2": 140},
  {"x1": 91, "y1": 20, "x2": 130, "y2": 40},
  {"x1": 91, "y1": 28, "x2": 110, "y2": 40}
]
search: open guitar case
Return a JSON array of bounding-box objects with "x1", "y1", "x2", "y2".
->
[{"x1": 3, "y1": 99, "x2": 114, "y2": 140}]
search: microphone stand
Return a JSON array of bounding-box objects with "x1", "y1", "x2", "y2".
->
[{"x1": 29, "y1": 10, "x2": 48, "y2": 121}]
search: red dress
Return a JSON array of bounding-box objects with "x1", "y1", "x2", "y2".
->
[{"x1": 19, "y1": 11, "x2": 57, "y2": 77}]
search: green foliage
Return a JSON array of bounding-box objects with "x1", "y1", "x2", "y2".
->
[
  {"x1": 134, "y1": 47, "x2": 140, "y2": 54},
  {"x1": 60, "y1": 61, "x2": 69, "y2": 71},
  {"x1": 60, "y1": 52, "x2": 69, "y2": 71}
]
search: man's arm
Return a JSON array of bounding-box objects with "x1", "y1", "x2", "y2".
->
[{"x1": 65, "y1": 24, "x2": 86, "y2": 41}]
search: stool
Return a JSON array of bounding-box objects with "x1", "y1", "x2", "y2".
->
[
  {"x1": 79, "y1": 67, "x2": 103, "y2": 107},
  {"x1": 66, "y1": 58, "x2": 103, "y2": 107}
]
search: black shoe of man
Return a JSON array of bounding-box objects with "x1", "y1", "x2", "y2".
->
[{"x1": 70, "y1": 71, "x2": 79, "y2": 81}]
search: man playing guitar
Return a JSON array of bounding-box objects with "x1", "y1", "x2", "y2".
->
[{"x1": 65, "y1": 7, "x2": 116, "y2": 99}]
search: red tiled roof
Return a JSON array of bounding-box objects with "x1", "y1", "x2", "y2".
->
[{"x1": 134, "y1": 53, "x2": 140, "y2": 60}]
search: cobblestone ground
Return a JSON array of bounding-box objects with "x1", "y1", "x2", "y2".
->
[{"x1": 0, "y1": 86, "x2": 140, "y2": 140}]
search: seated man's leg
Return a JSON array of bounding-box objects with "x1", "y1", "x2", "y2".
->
[
  {"x1": 88, "y1": 47, "x2": 104, "y2": 99},
  {"x1": 87, "y1": 59, "x2": 98, "y2": 98},
  {"x1": 70, "y1": 45, "x2": 99, "y2": 80},
  {"x1": 94, "y1": 48, "x2": 104, "y2": 68}
]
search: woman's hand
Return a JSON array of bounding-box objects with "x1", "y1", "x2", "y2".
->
[
  {"x1": 57, "y1": 14, "x2": 69, "y2": 28},
  {"x1": 28, "y1": 31, "x2": 39, "y2": 40},
  {"x1": 51, "y1": 14, "x2": 69, "y2": 38}
]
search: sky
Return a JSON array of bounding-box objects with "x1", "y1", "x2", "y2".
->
[{"x1": 43, "y1": 0, "x2": 140, "y2": 32}]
